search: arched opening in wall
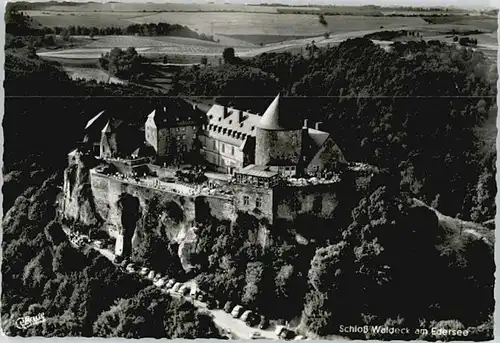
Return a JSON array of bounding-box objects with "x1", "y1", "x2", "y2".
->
[
  {"x1": 165, "y1": 200, "x2": 184, "y2": 224},
  {"x1": 117, "y1": 193, "x2": 141, "y2": 257},
  {"x1": 312, "y1": 196, "x2": 323, "y2": 214}
]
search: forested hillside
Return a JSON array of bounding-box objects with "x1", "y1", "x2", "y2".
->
[
  {"x1": 2, "y1": 51, "x2": 225, "y2": 337},
  {"x1": 3, "y1": 30, "x2": 495, "y2": 340},
  {"x1": 173, "y1": 38, "x2": 497, "y2": 222}
]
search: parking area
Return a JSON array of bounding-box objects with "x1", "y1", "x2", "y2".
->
[{"x1": 62, "y1": 226, "x2": 283, "y2": 340}]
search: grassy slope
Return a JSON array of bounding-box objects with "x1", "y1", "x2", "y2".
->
[{"x1": 413, "y1": 198, "x2": 494, "y2": 246}]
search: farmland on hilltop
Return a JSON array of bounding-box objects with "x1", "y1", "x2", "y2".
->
[{"x1": 11, "y1": 1, "x2": 497, "y2": 89}]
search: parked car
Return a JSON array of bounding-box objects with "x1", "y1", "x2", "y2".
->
[
  {"x1": 139, "y1": 267, "x2": 149, "y2": 276},
  {"x1": 246, "y1": 313, "x2": 260, "y2": 327},
  {"x1": 126, "y1": 263, "x2": 136, "y2": 274},
  {"x1": 231, "y1": 305, "x2": 244, "y2": 318},
  {"x1": 223, "y1": 301, "x2": 233, "y2": 313},
  {"x1": 120, "y1": 258, "x2": 129, "y2": 267},
  {"x1": 94, "y1": 240, "x2": 104, "y2": 248},
  {"x1": 172, "y1": 282, "x2": 182, "y2": 293},
  {"x1": 154, "y1": 278, "x2": 166, "y2": 287},
  {"x1": 166, "y1": 279, "x2": 176, "y2": 288},
  {"x1": 153, "y1": 273, "x2": 163, "y2": 282},
  {"x1": 276, "y1": 327, "x2": 295, "y2": 340},
  {"x1": 179, "y1": 285, "x2": 190, "y2": 296},
  {"x1": 206, "y1": 298, "x2": 216, "y2": 309},
  {"x1": 147, "y1": 270, "x2": 156, "y2": 280},
  {"x1": 250, "y1": 332, "x2": 262, "y2": 340},
  {"x1": 259, "y1": 316, "x2": 269, "y2": 330},
  {"x1": 241, "y1": 310, "x2": 253, "y2": 322},
  {"x1": 294, "y1": 335, "x2": 306, "y2": 340}
]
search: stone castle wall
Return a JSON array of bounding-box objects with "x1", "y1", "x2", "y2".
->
[
  {"x1": 255, "y1": 128, "x2": 302, "y2": 166},
  {"x1": 273, "y1": 183, "x2": 341, "y2": 222}
]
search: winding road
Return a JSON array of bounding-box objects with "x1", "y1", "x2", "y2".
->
[{"x1": 62, "y1": 226, "x2": 279, "y2": 340}]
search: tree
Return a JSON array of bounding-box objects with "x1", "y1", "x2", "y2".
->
[
  {"x1": 98, "y1": 47, "x2": 144, "y2": 81},
  {"x1": 242, "y1": 261, "x2": 264, "y2": 309},
  {"x1": 222, "y1": 47, "x2": 235, "y2": 64},
  {"x1": 318, "y1": 14, "x2": 327, "y2": 27},
  {"x1": 200, "y1": 56, "x2": 208, "y2": 66},
  {"x1": 93, "y1": 287, "x2": 220, "y2": 338},
  {"x1": 61, "y1": 29, "x2": 71, "y2": 42}
]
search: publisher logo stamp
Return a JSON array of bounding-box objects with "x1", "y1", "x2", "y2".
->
[{"x1": 15, "y1": 313, "x2": 46, "y2": 330}]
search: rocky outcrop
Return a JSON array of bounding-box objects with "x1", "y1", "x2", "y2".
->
[
  {"x1": 62, "y1": 151, "x2": 102, "y2": 228},
  {"x1": 176, "y1": 226, "x2": 199, "y2": 272}
]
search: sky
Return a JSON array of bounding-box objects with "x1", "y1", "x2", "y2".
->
[{"x1": 12, "y1": 0, "x2": 498, "y2": 9}]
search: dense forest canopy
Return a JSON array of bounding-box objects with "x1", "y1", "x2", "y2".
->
[
  {"x1": 173, "y1": 38, "x2": 496, "y2": 222},
  {"x1": 3, "y1": 13, "x2": 496, "y2": 339}
]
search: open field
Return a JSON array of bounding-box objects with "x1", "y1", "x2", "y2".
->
[
  {"x1": 30, "y1": 3, "x2": 496, "y2": 90},
  {"x1": 63, "y1": 66, "x2": 127, "y2": 84},
  {"x1": 126, "y1": 13, "x2": 427, "y2": 36},
  {"x1": 25, "y1": 10, "x2": 148, "y2": 28}
]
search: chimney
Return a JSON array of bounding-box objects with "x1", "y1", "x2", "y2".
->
[
  {"x1": 238, "y1": 110, "x2": 244, "y2": 123},
  {"x1": 303, "y1": 119, "x2": 308, "y2": 128},
  {"x1": 315, "y1": 122, "x2": 323, "y2": 130}
]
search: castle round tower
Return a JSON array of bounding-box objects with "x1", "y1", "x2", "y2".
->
[{"x1": 255, "y1": 94, "x2": 303, "y2": 167}]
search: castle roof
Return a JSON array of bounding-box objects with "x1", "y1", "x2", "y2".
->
[
  {"x1": 238, "y1": 164, "x2": 279, "y2": 178},
  {"x1": 85, "y1": 110, "x2": 106, "y2": 131},
  {"x1": 101, "y1": 118, "x2": 123, "y2": 133},
  {"x1": 257, "y1": 94, "x2": 299, "y2": 131},
  {"x1": 146, "y1": 101, "x2": 204, "y2": 129},
  {"x1": 204, "y1": 104, "x2": 261, "y2": 145}
]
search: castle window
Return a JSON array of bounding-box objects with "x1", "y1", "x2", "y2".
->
[
  {"x1": 251, "y1": 126, "x2": 255, "y2": 131},
  {"x1": 231, "y1": 146, "x2": 235, "y2": 155},
  {"x1": 256, "y1": 197, "x2": 262, "y2": 209},
  {"x1": 229, "y1": 120, "x2": 232, "y2": 124},
  {"x1": 213, "y1": 141, "x2": 216, "y2": 149},
  {"x1": 222, "y1": 143, "x2": 225, "y2": 153},
  {"x1": 243, "y1": 196, "x2": 250, "y2": 206}
]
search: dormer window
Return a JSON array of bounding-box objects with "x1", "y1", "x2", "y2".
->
[{"x1": 223, "y1": 128, "x2": 227, "y2": 134}]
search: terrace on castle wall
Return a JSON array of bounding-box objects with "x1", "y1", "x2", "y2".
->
[{"x1": 90, "y1": 166, "x2": 234, "y2": 200}]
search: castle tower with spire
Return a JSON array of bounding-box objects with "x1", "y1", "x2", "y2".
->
[{"x1": 255, "y1": 94, "x2": 303, "y2": 174}]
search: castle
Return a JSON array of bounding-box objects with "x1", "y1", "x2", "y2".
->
[
  {"x1": 68, "y1": 95, "x2": 355, "y2": 257},
  {"x1": 88, "y1": 94, "x2": 346, "y2": 177}
]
